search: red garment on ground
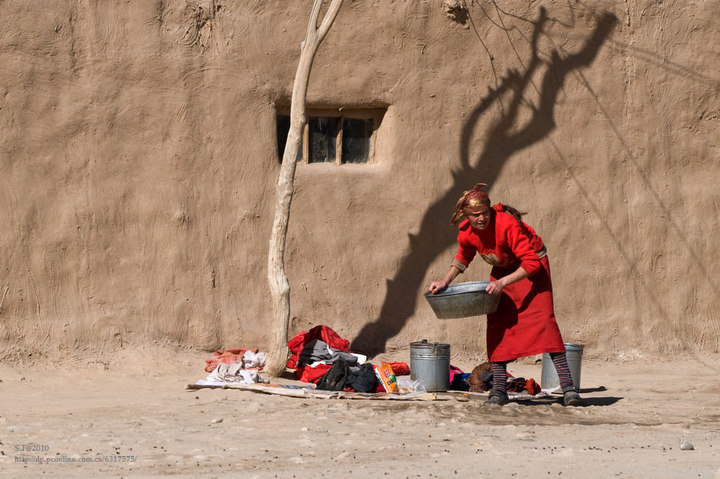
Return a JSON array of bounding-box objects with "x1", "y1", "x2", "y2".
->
[
  {"x1": 286, "y1": 325, "x2": 351, "y2": 369},
  {"x1": 507, "y1": 376, "x2": 542, "y2": 395},
  {"x1": 387, "y1": 361, "x2": 410, "y2": 376},
  {"x1": 204, "y1": 348, "x2": 258, "y2": 372},
  {"x1": 454, "y1": 210, "x2": 565, "y2": 362},
  {"x1": 296, "y1": 363, "x2": 332, "y2": 383},
  {"x1": 524, "y1": 378, "x2": 541, "y2": 395},
  {"x1": 287, "y1": 325, "x2": 352, "y2": 382}
]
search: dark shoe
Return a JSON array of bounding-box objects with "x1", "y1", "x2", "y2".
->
[
  {"x1": 562, "y1": 386, "x2": 581, "y2": 406},
  {"x1": 484, "y1": 389, "x2": 510, "y2": 406}
]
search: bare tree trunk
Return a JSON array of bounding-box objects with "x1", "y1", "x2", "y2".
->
[{"x1": 265, "y1": 0, "x2": 344, "y2": 377}]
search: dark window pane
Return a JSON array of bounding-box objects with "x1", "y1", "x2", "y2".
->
[
  {"x1": 276, "y1": 115, "x2": 302, "y2": 163},
  {"x1": 342, "y1": 118, "x2": 371, "y2": 163},
  {"x1": 308, "y1": 117, "x2": 337, "y2": 163},
  {"x1": 276, "y1": 115, "x2": 290, "y2": 164}
]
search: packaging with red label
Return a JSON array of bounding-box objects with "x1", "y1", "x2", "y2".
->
[{"x1": 374, "y1": 362, "x2": 398, "y2": 393}]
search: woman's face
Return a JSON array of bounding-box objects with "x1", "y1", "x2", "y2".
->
[{"x1": 465, "y1": 204, "x2": 492, "y2": 230}]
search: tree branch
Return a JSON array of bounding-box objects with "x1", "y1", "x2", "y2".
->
[{"x1": 265, "y1": 0, "x2": 344, "y2": 377}]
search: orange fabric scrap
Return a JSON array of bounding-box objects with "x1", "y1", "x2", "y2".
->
[{"x1": 204, "y1": 348, "x2": 259, "y2": 372}]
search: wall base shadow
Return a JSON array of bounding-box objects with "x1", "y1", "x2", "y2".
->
[{"x1": 513, "y1": 396, "x2": 623, "y2": 407}]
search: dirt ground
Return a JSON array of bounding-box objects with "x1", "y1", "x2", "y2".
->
[{"x1": 1, "y1": 347, "x2": 719, "y2": 478}]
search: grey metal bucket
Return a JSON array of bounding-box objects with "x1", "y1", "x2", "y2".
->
[
  {"x1": 410, "y1": 340, "x2": 450, "y2": 392},
  {"x1": 540, "y1": 343, "x2": 584, "y2": 391}
]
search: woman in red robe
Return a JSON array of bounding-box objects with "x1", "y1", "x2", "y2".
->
[{"x1": 429, "y1": 183, "x2": 581, "y2": 406}]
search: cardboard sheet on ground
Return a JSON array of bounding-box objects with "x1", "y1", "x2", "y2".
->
[{"x1": 187, "y1": 381, "x2": 550, "y2": 401}]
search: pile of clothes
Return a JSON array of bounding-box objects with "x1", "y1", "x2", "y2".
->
[
  {"x1": 199, "y1": 325, "x2": 408, "y2": 392},
  {"x1": 287, "y1": 325, "x2": 409, "y2": 393},
  {"x1": 200, "y1": 325, "x2": 540, "y2": 396},
  {"x1": 200, "y1": 349, "x2": 269, "y2": 385}
]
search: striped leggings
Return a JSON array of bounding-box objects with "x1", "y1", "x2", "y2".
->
[{"x1": 491, "y1": 352, "x2": 575, "y2": 392}]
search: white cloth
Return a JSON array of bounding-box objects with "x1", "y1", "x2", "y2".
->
[
  {"x1": 242, "y1": 350, "x2": 267, "y2": 369},
  {"x1": 202, "y1": 352, "x2": 269, "y2": 385}
]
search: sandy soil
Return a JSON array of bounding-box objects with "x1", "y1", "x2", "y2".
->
[{"x1": 1, "y1": 347, "x2": 719, "y2": 478}]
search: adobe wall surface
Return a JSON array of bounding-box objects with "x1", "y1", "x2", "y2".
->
[{"x1": 0, "y1": 0, "x2": 718, "y2": 361}]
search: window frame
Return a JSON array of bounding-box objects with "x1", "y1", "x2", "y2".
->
[{"x1": 276, "y1": 107, "x2": 383, "y2": 165}]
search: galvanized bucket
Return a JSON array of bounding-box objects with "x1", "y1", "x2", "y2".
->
[
  {"x1": 424, "y1": 281, "x2": 500, "y2": 319},
  {"x1": 540, "y1": 343, "x2": 584, "y2": 391},
  {"x1": 410, "y1": 340, "x2": 450, "y2": 392}
]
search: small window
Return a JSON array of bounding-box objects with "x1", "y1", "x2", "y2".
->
[
  {"x1": 342, "y1": 118, "x2": 372, "y2": 164},
  {"x1": 276, "y1": 107, "x2": 382, "y2": 165},
  {"x1": 309, "y1": 117, "x2": 338, "y2": 163}
]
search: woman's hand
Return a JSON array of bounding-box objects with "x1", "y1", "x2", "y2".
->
[
  {"x1": 429, "y1": 265, "x2": 462, "y2": 294},
  {"x1": 485, "y1": 279, "x2": 505, "y2": 295},
  {"x1": 428, "y1": 281, "x2": 448, "y2": 294},
  {"x1": 486, "y1": 267, "x2": 529, "y2": 295}
]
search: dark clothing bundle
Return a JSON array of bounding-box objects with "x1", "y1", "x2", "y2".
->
[
  {"x1": 287, "y1": 325, "x2": 408, "y2": 393},
  {"x1": 316, "y1": 360, "x2": 378, "y2": 393}
]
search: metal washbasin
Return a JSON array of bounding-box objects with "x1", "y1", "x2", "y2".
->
[{"x1": 424, "y1": 281, "x2": 500, "y2": 319}]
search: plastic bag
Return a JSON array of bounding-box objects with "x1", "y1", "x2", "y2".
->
[{"x1": 396, "y1": 376, "x2": 427, "y2": 393}]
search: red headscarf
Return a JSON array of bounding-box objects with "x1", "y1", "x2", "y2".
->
[{"x1": 451, "y1": 183, "x2": 491, "y2": 225}]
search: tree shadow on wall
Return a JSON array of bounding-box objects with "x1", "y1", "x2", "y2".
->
[{"x1": 350, "y1": 8, "x2": 618, "y2": 357}]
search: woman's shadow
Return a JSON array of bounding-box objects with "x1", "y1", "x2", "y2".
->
[{"x1": 351, "y1": 8, "x2": 618, "y2": 357}]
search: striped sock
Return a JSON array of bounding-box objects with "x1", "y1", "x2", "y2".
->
[
  {"x1": 550, "y1": 352, "x2": 575, "y2": 390},
  {"x1": 491, "y1": 361, "x2": 509, "y2": 392}
]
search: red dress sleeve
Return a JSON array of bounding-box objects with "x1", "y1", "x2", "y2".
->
[
  {"x1": 454, "y1": 221, "x2": 477, "y2": 268},
  {"x1": 503, "y1": 216, "x2": 542, "y2": 276}
]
